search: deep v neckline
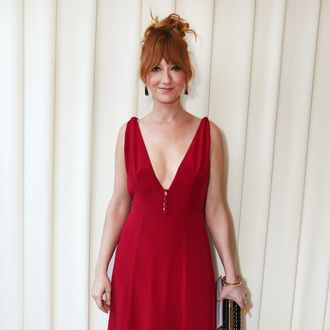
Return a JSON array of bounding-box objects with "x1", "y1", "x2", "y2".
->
[{"x1": 135, "y1": 116, "x2": 206, "y2": 192}]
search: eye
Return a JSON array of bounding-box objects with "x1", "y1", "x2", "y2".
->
[
  {"x1": 172, "y1": 65, "x2": 181, "y2": 72},
  {"x1": 151, "y1": 66, "x2": 161, "y2": 72}
]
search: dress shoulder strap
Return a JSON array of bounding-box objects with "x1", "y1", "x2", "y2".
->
[
  {"x1": 124, "y1": 116, "x2": 137, "y2": 177},
  {"x1": 203, "y1": 117, "x2": 211, "y2": 163}
]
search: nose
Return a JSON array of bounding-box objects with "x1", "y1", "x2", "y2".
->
[{"x1": 161, "y1": 68, "x2": 171, "y2": 83}]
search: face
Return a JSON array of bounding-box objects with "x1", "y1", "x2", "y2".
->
[{"x1": 146, "y1": 58, "x2": 186, "y2": 104}]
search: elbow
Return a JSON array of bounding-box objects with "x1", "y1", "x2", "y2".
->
[{"x1": 205, "y1": 204, "x2": 228, "y2": 227}]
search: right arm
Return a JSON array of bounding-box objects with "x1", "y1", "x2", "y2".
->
[{"x1": 91, "y1": 122, "x2": 131, "y2": 312}]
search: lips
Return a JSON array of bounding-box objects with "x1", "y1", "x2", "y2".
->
[{"x1": 159, "y1": 87, "x2": 174, "y2": 92}]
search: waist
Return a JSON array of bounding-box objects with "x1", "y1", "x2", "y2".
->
[{"x1": 131, "y1": 201, "x2": 205, "y2": 217}]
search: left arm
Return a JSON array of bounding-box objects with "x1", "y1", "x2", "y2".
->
[
  {"x1": 205, "y1": 120, "x2": 249, "y2": 313},
  {"x1": 205, "y1": 120, "x2": 238, "y2": 282}
]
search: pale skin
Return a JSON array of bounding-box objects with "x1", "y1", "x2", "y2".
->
[{"x1": 91, "y1": 58, "x2": 250, "y2": 315}]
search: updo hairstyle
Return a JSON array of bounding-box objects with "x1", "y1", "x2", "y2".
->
[{"x1": 139, "y1": 13, "x2": 197, "y2": 92}]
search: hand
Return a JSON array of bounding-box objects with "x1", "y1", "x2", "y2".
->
[
  {"x1": 91, "y1": 272, "x2": 112, "y2": 313},
  {"x1": 217, "y1": 281, "x2": 250, "y2": 316}
]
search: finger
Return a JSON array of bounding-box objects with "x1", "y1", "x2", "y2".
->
[
  {"x1": 242, "y1": 300, "x2": 247, "y2": 309},
  {"x1": 96, "y1": 297, "x2": 108, "y2": 313},
  {"x1": 242, "y1": 307, "x2": 248, "y2": 316},
  {"x1": 218, "y1": 292, "x2": 227, "y2": 301},
  {"x1": 102, "y1": 299, "x2": 111, "y2": 312},
  {"x1": 236, "y1": 298, "x2": 245, "y2": 310},
  {"x1": 105, "y1": 288, "x2": 111, "y2": 305},
  {"x1": 102, "y1": 292, "x2": 111, "y2": 309},
  {"x1": 95, "y1": 297, "x2": 104, "y2": 312},
  {"x1": 243, "y1": 294, "x2": 251, "y2": 307},
  {"x1": 217, "y1": 296, "x2": 225, "y2": 302},
  {"x1": 241, "y1": 299, "x2": 249, "y2": 316}
]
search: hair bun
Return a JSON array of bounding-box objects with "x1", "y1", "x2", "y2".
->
[{"x1": 144, "y1": 12, "x2": 196, "y2": 40}]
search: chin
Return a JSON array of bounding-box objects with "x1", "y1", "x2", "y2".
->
[
  {"x1": 155, "y1": 94, "x2": 181, "y2": 103},
  {"x1": 158, "y1": 99, "x2": 180, "y2": 105}
]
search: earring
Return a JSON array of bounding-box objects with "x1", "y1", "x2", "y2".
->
[
  {"x1": 184, "y1": 88, "x2": 188, "y2": 95},
  {"x1": 145, "y1": 86, "x2": 149, "y2": 96}
]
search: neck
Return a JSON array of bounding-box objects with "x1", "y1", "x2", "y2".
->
[{"x1": 150, "y1": 98, "x2": 186, "y2": 122}]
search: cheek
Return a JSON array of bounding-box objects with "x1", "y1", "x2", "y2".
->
[
  {"x1": 174, "y1": 73, "x2": 186, "y2": 85},
  {"x1": 147, "y1": 75, "x2": 158, "y2": 86}
]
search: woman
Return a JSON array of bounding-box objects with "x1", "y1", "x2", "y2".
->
[{"x1": 91, "y1": 12, "x2": 249, "y2": 329}]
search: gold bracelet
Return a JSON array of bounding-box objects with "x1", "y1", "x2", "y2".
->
[{"x1": 223, "y1": 275, "x2": 243, "y2": 287}]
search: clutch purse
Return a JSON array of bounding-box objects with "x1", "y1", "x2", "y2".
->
[{"x1": 216, "y1": 276, "x2": 241, "y2": 330}]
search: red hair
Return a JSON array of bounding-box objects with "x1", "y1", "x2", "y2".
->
[{"x1": 139, "y1": 13, "x2": 197, "y2": 92}]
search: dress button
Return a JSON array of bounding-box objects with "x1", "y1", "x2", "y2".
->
[{"x1": 163, "y1": 189, "x2": 169, "y2": 214}]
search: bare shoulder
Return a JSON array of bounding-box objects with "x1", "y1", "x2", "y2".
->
[
  {"x1": 205, "y1": 119, "x2": 226, "y2": 219},
  {"x1": 208, "y1": 119, "x2": 224, "y2": 158},
  {"x1": 112, "y1": 120, "x2": 131, "y2": 200},
  {"x1": 208, "y1": 119, "x2": 223, "y2": 139},
  {"x1": 116, "y1": 119, "x2": 131, "y2": 151},
  {"x1": 117, "y1": 121, "x2": 127, "y2": 142}
]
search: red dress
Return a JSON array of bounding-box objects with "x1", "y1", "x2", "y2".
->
[{"x1": 108, "y1": 116, "x2": 216, "y2": 330}]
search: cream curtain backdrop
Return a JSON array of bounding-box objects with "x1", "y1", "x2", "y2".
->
[{"x1": 0, "y1": 0, "x2": 329, "y2": 330}]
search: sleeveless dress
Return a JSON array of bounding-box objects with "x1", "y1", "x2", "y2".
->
[{"x1": 107, "y1": 116, "x2": 216, "y2": 330}]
